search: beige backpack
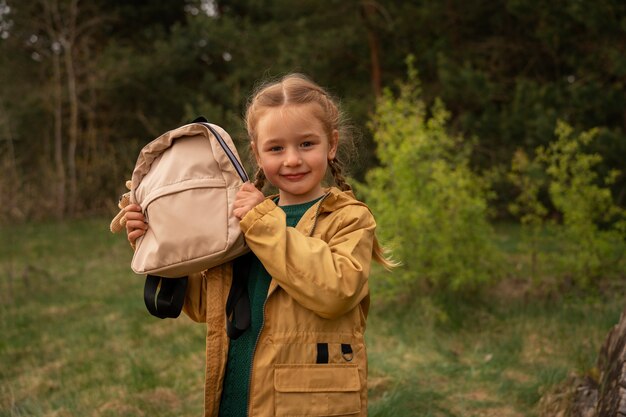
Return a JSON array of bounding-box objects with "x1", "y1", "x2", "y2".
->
[{"x1": 116, "y1": 119, "x2": 250, "y2": 279}]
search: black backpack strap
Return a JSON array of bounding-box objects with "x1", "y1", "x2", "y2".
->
[
  {"x1": 144, "y1": 275, "x2": 188, "y2": 319},
  {"x1": 226, "y1": 253, "x2": 253, "y2": 340}
]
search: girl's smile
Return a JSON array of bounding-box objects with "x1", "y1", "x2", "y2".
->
[{"x1": 282, "y1": 172, "x2": 308, "y2": 181}]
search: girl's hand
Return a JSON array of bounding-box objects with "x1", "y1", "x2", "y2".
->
[
  {"x1": 233, "y1": 182, "x2": 265, "y2": 220},
  {"x1": 124, "y1": 204, "x2": 148, "y2": 247}
]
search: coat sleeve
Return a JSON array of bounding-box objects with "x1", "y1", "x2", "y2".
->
[{"x1": 239, "y1": 199, "x2": 375, "y2": 319}]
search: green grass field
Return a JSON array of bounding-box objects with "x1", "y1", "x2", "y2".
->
[{"x1": 0, "y1": 219, "x2": 622, "y2": 417}]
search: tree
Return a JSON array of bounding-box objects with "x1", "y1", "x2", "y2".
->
[{"x1": 2, "y1": 0, "x2": 626, "y2": 220}]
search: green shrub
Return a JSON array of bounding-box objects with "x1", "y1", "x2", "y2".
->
[
  {"x1": 508, "y1": 121, "x2": 626, "y2": 289},
  {"x1": 537, "y1": 121, "x2": 626, "y2": 286},
  {"x1": 507, "y1": 149, "x2": 549, "y2": 282},
  {"x1": 359, "y1": 61, "x2": 500, "y2": 298}
]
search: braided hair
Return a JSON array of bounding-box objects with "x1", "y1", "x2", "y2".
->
[
  {"x1": 253, "y1": 166, "x2": 266, "y2": 191},
  {"x1": 328, "y1": 158, "x2": 352, "y2": 192}
]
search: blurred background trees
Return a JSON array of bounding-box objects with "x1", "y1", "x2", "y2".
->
[
  {"x1": 1, "y1": 0, "x2": 625, "y2": 221},
  {"x1": 0, "y1": 0, "x2": 624, "y2": 292}
]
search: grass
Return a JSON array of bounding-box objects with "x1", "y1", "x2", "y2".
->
[
  {"x1": 0, "y1": 219, "x2": 623, "y2": 416},
  {"x1": 0, "y1": 219, "x2": 206, "y2": 417},
  {"x1": 366, "y1": 293, "x2": 619, "y2": 417}
]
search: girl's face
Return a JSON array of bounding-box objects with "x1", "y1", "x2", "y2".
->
[{"x1": 253, "y1": 103, "x2": 338, "y2": 206}]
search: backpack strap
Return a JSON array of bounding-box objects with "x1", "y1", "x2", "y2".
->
[
  {"x1": 144, "y1": 275, "x2": 188, "y2": 319},
  {"x1": 226, "y1": 253, "x2": 253, "y2": 340}
]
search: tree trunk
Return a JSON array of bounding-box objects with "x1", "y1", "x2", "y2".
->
[
  {"x1": 540, "y1": 307, "x2": 626, "y2": 417},
  {"x1": 43, "y1": 0, "x2": 81, "y2": 216},
  {"x1": 594, "y1": 307, "x2": 626, "y2": 416},
  {"x1": 360, "y1": 1, "x2": 382, "y2": 98},
  {"x1": 64, "y1": 38, "x2": 78, "y2": 216},
  {"x1": 0, "y1": 100, "x2": 19, "y2": 221},
  {"x1": 52, "y1": 50, "x2": 66, "y2": 220},
  {"x1": 61, "y1": 0, "x2": 79, "y2": 216}
]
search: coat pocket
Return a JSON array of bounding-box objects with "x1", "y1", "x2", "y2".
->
[{"x1": 274, "y1": 364, "x2": 361, "y2": 416}]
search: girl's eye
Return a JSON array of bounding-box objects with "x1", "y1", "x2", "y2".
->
[
  {"x1": 301, "y1": 141, "x2": 313, "y2": 148},
  {"x1": 269, "y1": 146, "x2": 283, "y2": 152}
]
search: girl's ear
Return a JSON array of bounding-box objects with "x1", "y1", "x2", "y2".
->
[{"x1": 328, "y1": 129, "x2": 339, "y2": 160}]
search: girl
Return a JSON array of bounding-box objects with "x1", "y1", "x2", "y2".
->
[{"x1": 125, "y1": 74, "x2": 393, "y2": 417}]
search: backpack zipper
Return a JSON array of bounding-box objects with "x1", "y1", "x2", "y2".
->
[{"x1": 199, "y1": 122, "x2": 249, "y2": 182}]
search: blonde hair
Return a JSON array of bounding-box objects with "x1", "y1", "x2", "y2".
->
[{"x1": 244, "y1": 73, "x2": 397, "y2": 270}]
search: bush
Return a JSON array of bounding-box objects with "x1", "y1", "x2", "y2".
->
[
  {"x1": 508, "y1": 121, "x2": 626, "y2": 289},
  {"x1": 507, "y1": 148, "x2": 549, "y2": 282},
  {"x1": 537, "y1": 122, "x2": 626, "y2": 287},
  {"x1": 359, "y1": 61, "x2": 500, "y2": 298}
]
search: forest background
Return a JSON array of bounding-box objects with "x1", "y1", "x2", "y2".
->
[
  {"x1": 1, "y1": 0, "x2": 625, "y2": 223},
  {"x1": 1, "y1": 0, "x2": 626, "y2": 416}
]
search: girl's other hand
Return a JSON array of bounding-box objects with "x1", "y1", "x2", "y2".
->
[
  {"x1": 233, "y1": 182, "x2": 265, "y2": 220},
  {"x1": 124, "y1": 204, "x2": 148, "y2": 246}
]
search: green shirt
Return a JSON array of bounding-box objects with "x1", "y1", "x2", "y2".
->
[{"x1": 218, "y1": 196, "x2": 322, "y2": 417}]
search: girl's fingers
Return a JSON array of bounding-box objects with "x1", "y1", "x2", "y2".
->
[
  {"x1": 124, "y1": 206, "x2": 146, "y2": 226},
  {"x1": 128, "y1": 228, "x2": 145, "y2": 244},
  {"x1": 122, "y1": 203, "x2": 148, "y2": 245},
  {"x1": 124, "y1": 204, "x2": 142, "y2": 213},
  {"x1": 125, "y1": 214, "x2": 145, "y2": 224},
  {"x1": 240, "y1": 182, "x2": 257, "y2": 192},
  {"x1": 233, "y1": 204, "x2": 255, "y2": 220},
  {"x1": 233, "y1": 196, "x2": 243, "y2": 208},
  {"x1": 126, "y1": 219, "x2": 148, "y2": 231},
  {"x1": 233, "y1": 182, "x2": 265, "y2": 221},
  {"x1": 126, "y1": 218, "x2": 148, "y2": 245}
]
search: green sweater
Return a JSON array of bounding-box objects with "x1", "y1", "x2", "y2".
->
[{"x1": 218, "y1": 196, "x2": 322, "y2": 417}]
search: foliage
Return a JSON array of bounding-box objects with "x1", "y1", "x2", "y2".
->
[
  {"x1": 536, "y1": 122, "x2": 626, "y2": 286},
  {"x1": 508, "y1": 121, "x2": 626, "y2": 288},
  {"x1": 507, "y1": 149, "x2": 549, "y2": 282},
  {"x1": 392, "y1": 1, "x2": 626, "y2": 214},
  {"x1": 1, "y1": 1, "x2": 626, "y2": 220},
  {"x1": 359, "y1": 61, "x2": 500, "y2": 296}
]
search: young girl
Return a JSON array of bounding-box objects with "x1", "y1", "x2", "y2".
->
[{"x1": 125, "y1": 74, "x2": 393, "y2": 417}]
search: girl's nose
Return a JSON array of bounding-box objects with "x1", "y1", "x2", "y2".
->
[{"x1": 283, "y1": 149, "x2": 302, "y2": 166}]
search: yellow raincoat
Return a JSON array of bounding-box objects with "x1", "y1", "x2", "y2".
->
[{"x1": 183, "y1": 187, "x2": 375, "y2": 417}]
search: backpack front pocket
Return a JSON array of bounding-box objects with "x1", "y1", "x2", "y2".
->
[
  {"x1": 274, "y1": 364, "x2": 361, "y2": 416},
  {"x1": 132, "y1": 178, "x2": 229, "y2": 276}
]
